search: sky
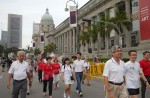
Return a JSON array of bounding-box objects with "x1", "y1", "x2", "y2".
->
[{"x1": 0, "y1": 0, "x2": 89, "y2": 49}]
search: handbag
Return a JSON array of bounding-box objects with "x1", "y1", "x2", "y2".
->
[
  {"x1": 44, "y1": 74, "x2": 49, "y2": 80},
  {"x1": 70, "y1": 76, "x2": 74, "y2": 80}
]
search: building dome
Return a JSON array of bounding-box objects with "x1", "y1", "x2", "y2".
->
[{"x1": 41, "y1": 8, "x2": 53, "y2": 22}]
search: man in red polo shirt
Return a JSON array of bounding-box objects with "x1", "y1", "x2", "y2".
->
[
  {"x1": 139, "y1": 51, "x2": 150, "y2": 98},
  {"x1": 38, "y1": 58, "x2": 44, "y2": 83}
]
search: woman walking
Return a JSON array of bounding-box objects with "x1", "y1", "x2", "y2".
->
[
  {"x1": 52, "y1": 57, "x2": 60, "y2": 89},
  {"x1": 61, "y1": 58, "x2": 75, "y2": 98},
  {"x1": 42, "y1": 57, "x2": 53, "y2": 98}
]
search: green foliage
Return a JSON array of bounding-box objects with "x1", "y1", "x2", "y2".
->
[
  {"x1": 34, "y1": 48, "x2": 41, "y2": 56},
  {"x1": 44, "y1": 43, "x2": 57, "y2": 53}
]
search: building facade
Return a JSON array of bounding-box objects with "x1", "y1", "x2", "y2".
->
[
  {"x1": 7, "y1": 14, "x2": 22, "y2": 48},
  {"x1": 1, "y1": 30, "x2": 8, "y2": 48},
  {"x1": 33, "y1": 0, "x2": 150, "y2": 60}
]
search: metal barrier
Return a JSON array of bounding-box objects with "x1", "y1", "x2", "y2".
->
[{"x1": 89, "y1": 62, "x2": 105, "y2": 78}]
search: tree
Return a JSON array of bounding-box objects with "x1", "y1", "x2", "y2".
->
[
  {"x1": 111, "y1": 11, "x2": 131, "y2": 45},
  {"x1": 34, "y1": 48, "x2": 41, "y2": 56},
  {"x1": 0, "y1": 45, "x2": 4, "y2": 57},
  {"x1": 44, "y1": 43, "x2": 57, "y2": 54}
]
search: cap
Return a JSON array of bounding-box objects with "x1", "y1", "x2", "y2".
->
[
  {"x1": 53, "y1": 57, "x2": 58, "y2": 61},
  {"x1": 111, "y1": 45, "x2": 122, "y2": 53}
]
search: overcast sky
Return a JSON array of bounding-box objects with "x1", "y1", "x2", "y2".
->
[{"x1": 0, "y1": 0, "x2": 89, "y2": 49}]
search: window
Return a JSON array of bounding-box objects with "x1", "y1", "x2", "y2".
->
[
  {"x1": 92, "y1": 16, "x2": 97, "y2": 25},
  {"x1": 131, "y1": 35, "x2": 136, "y2": 47}
]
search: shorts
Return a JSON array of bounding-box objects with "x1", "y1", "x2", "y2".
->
[
  {"x1": 53, "y1": 74, "x2": 60, "y2": 83},
  {"x1": 127, "y1": 88, "x2": 139, "y2": 95}
]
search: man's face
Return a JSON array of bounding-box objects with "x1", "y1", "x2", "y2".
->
[
  {"x1": 129, "y1": 52, "x2": 137, "y2": 61},
  {"x1": 144, "y1": 53, "x2": 150, "y2": 60},
  {"x1": 112, "y1": 48, "x2": 122, "y2": 58},
  {"x1": 76, "y1": 54, "x2": 81, "y2": 59},
  {"x1": 18, "y1": 52, "x2": 25, "y2": 62}
]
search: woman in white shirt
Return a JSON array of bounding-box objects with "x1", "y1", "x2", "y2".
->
[
  {"x1": 61, "y1": 58, "x2": 75, "y2": 98},
  {"x1": 82, "y1": 58, "x2": 90, "y2": 86}
]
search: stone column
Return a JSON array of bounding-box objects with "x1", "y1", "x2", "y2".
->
[{"x1": 73, "y1": 28, "x2": 75, "y2": 53}]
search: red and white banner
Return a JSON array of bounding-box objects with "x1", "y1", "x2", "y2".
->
[
  {"x1": 140, "y1": 0, "x2": 150, "y2": 40},
  {"x1": 69, "y1": 6, "x2": 77, "y2": 27}
]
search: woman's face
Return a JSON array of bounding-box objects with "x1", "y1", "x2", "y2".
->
[
  {"x1": 47, "y1": 59, "x2": 51, "y2": 63},
  {"x1": 65, "y1": 60, "x2": 70, "y2": 65}
]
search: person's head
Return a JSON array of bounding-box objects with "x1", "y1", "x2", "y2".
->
[
  {"x1": 128, "y1": 50, "x2": 137, "y2": 62},
  {"x1": 143, "y1": 51, "x2": 150, "y2": 60},
  {"x1": 111, "y1": 45, "x2": 122, "y2": 59},
  {"x1": 53, "y1": 57, "x2": 58, "y2": 63},
  {"x1": 46, "y1": 57, "x2": 52, "y2": 64},
  {"x1": 17, "y1": 51, "x2": 25, "y2": 62},
  {"x1": 40, "y1": 57, "x2": 44, "y2": 62},
  {"x1": 76, "y1": 52, "x2": 82, "y2": 59},
  {"x1": 64, "y1": 58, "x2": 70, "y2": 65}
]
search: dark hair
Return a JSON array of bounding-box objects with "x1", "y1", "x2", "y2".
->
[
  {"x1": 128, "y1": 50, "x2": 137, "y2": 55},
  {"x1": 63, "y1": 58, "x2": 70, "y2": 65},
  {"x1": 143, "y1": 51, "x2": 150, "y2": 55},
  {"x1": 46, "y1": 57, "x2": 52, "y2": 61},
  {"x1": 40, "y1": 57, "x2": 44, "y2": 61},
  {"x1": 77, "y1": 52, "x2": 82, "y2": 56}
]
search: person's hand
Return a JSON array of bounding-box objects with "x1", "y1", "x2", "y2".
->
[
  {"x1": 7, "y1": 81, "x2": 11, "y2": 89},
  {"x1": 62, "y1": 78, "x2": 64, "y2": 82},
  {"x1": 108, "y1": 91, "x2": 115, "y2": 98}
]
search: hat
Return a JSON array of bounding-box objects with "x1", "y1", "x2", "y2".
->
[
  {"x1": 53, "y1": 57, "x2": 58, "y2": 61},
  {"x1": 111, "y1": 45, "x2": 122, "y2": 53}
]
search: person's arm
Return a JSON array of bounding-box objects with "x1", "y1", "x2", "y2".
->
[
  {"x1": 7, "y1": 64, "x2": 14, "y2": 89},
  {"x1": 140, "y1": 73, "x2": 150, "y2": 87}
]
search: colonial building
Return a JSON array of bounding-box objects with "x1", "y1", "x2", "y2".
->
[{"x1": 33, "y1": 0, "x2": 150, "y2": 60}]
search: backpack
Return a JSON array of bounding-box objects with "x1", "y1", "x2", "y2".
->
[{"x1": 63, "y1": 65, "x2": 72, "y2": 69}]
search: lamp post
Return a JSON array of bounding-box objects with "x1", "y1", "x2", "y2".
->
[
  {"x1": 41, "y1": 24, "x2": 50, "y2": 57},
  {"x1": 65, "y1": 0, "x2": 80, "y2": 52}
]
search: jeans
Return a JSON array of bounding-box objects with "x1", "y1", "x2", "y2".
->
[
  {"x1": 140, "y1": 76, "x2": 150, "y2": 98},
  {"x1": 75, "y1": 72, "x2": 83, "y2": 92},
  {"x1": 38, "y1": 70, "x2": 42, "y2": 82}
]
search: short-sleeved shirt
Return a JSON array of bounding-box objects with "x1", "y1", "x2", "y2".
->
[
  {"x1": 125, "y1": 61, "x2": 142, "y2": 88},
  {"x1": 139, "y1": 59, "x2": 150, "y2": 76},
  {"x1": 42, "y1": 63, "x2": 53, "y2": 78},
  {"x1": 73, "y1": 59, "x2": 84, "y2": 72},
  {"x1": 52, "y1": 63, "x2": 60, "y2": 74},
  {"x1": 8, "y1": 60, "x2": 29, "y2": 80},
  {"x1": 38, "y1": 61, "x2": 44, "y2": 70},
  {"x1": 102, "y1": 57, "x2": 125, "y2": 83},
  {"x1": 61, "y1": 64, "x2": 73, "y2": 80}
]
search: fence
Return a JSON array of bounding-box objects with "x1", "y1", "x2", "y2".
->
[{"x1": 89, "y1": 62, "x2": 105, "y2": 78}]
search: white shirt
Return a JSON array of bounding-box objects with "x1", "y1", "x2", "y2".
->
[
  {"x1": 73, "y1": 59, "x2": 84, "y2": 72},
  {"x1": 83, "y1": 61, "x2": 90, "y2": 70},
  {"x1": 9, "y1": 60, "x2": 29, "y2": 80},
  {"x1": 103, "y1": 57, "x2": 125, "y2": 83},
  {"x1": 61, "y1": 64, "x2": 73, "y2": 80},
  {"x1": 125, "y1": 61, "x2": 142, "y2": 88}
]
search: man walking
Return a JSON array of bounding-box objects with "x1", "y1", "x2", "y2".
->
[
  {"x1": 125, "y1": 50, "x2": 150, "y2": 98},
  {"x1": 7, "y1": 51, "x2": 31, "y2": 98},
  {"x1": 103, "y1": 45, "x2": 128, "y2": 98},
  {"x1": 73, "y1": 52, "x2": 84, "y2": 97},
  {"x1": 139, "y1": 51, "x2": 150, "y2": 98}
]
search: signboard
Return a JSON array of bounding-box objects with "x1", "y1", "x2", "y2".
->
[
  {"x1": 70, "y1": 6, "x2": 77, "y2": 27},
  {"x1": 140, "y1": 0, "x2": 150, "y2": 40},
  {"x1": 132, "y1": 0, "x2": 139, "y2": 31}
]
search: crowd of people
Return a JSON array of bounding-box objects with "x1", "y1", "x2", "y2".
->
[{"x1": 0, "y1": 44, "x2": 150, "y2": 98}]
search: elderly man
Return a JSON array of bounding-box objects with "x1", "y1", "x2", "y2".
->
[
  {"x1": 7, "y1": 51, "x2": 31, "y2": 98},
  {"x1": 103, "y1": 45, "x2": 128, "y2": 98}
]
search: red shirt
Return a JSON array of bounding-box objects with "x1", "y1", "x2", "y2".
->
[
  {"x1": 52, "y1": 63, "x2": 60, "y2": 74},
  {"x1": 38, "y1": 61, "x2": 44, "y2": 70},
  {"x1": 43, "y1": 63, "x2": 53, "y2": 79},
  {"x1": 139, "y1": 59, "x2": 150, "y2": 76}
]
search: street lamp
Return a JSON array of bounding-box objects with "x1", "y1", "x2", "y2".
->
[{"x1": 65, "y1": 0, "x2": 80, "y2": 52}]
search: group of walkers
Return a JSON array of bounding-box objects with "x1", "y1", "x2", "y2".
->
[
  {"x1": 3, "y1": 44, "x2": 150, "y2": 98},
  {"x1": 103, "y1": 45, "x2": 150, "y2": 98},
  {"x1": 5, "y1": 51, "x2": 90, "y2": 98}
]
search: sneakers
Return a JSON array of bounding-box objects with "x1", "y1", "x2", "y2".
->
[
  {"x1": 79, "y1": 92, "x2": 83, "y2": 97},
  {"x1": 64, "y1": 92, "x2": 66, "y2": 98},
  {"x1": 76, "y1": 90, "x2": 79, "y2": 94}
]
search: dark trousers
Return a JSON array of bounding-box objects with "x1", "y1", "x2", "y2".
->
[
  {"x1": 75, "y1": 72, "x2": 83, "y2": 92},
  {"x1": 140, "y1": 76, "x2": 150, "y2": 98},
  {"x1": 38, "y1": 70, "x2": 42, "y2": 82},
  {"x1": 43, "y1": 77, "x2": 53, "y2": 96},
  {"x1": 12, "y1": 79, "x2": 27, "y2": 98}
]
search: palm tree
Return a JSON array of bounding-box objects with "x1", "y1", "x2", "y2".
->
[
  {"x1": 111, "y1": 11, "x2": 131, "y2": 45},
  {"x1": 96, "y1": 14, "x2": 113, "y2": 57}
]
